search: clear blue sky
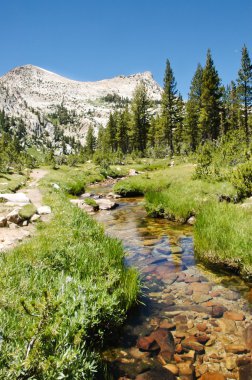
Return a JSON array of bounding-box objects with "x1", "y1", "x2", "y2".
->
[{"x1": 1, "y1": 0, "x2": 251, "y2": 98}]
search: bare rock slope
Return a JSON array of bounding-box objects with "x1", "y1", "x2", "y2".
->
[{"x1": 0, "y1": 65, "x2": 162, "y2": 142}]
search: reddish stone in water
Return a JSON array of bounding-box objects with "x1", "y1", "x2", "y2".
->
[
  {"x1": 211, "y1": 305, "x2": 227, "y2": 318},
  {"x1": 195, "y1": 334, "x2": 210, "y2": 344},
  {"x1": 223, "y1": 311, "x2": 245, "y2": 321},
  {"x1": 137, "y1": 335, "x2": 158, "y2": 351},
  {"x1": 174, "y1": 315, "x2": 188, "y2": 324},
  {"x1": 189, "y1": 282, "x2": 212, "y2": 293},
  {"x1": 159, "y1": 320, "x2": 176, "y2": 330},
  {"x1": 225, "y1": 344, "x2": 248, "y2": 354},
  {"x1": 200, "y1": 373, "x2": 225, "y2": 380},
  {"x1": 151, "y1": 328, "x2": 175, "y2": 356},
  {"x1": 245, "y1": 324, "x2": 252, "y2": 350},
  {"x1": 182, "y1": 337, "x2": 205, "y2": 354},
  {"x1": 197, "y1": 323, "x2": 207, "y2": 332}
]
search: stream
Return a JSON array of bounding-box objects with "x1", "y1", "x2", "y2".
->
[{"x1": 88, "y1": 184, "x2": 252, "y2": 380}]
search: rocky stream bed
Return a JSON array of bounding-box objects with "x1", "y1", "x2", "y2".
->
[{"x1": 85, "y1": 186, "x2": 252, "y2": 380}]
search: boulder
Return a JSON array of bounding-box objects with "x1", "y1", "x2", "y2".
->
[
  {"x1": 0, "y1": 193, "x2": 30, "y2": 204},
  {"x1": 30, "y1": 214, "x2": 41, "y2": 222},
  {"x1": 0, "y1": 216, "x2": 7, "y2": 227},
  {"x1": 187, "y1": 216, "x2": 196, "y2": 225},
  {"x1": 6, "y1": 209, "x2": 22, "y2": 224},
  {"x1": 80, "y1": 192, "x2": 92, "y2": 199},
  {"x1": 37, "y1": 206, "x2": 52, "y2": 215},
  {"x1": 52, "y1": 183, "x2": 60, "y2": 190},
  {"x1": 96, "y1": 199, "x2": 117, "y2": 210}
]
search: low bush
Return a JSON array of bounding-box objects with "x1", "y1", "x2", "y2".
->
[{"x1": 231, "y1": 161, "x2": 252, "y2": 200}]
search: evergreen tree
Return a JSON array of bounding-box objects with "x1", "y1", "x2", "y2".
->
[
  {"x1": 106, "y1": 112, "x2": 118, "y2": 152},
  {"x1": 199, "y1": 49, "x2": 222, "y2": 141},
  {"x1": 161, "y1": 59, "x2": 178, "y2": 155},
  {"x1": 237, "y1": 44, "x2": 252, "y2": 144},
  {"x1": 116, "y1": 106, "x2": 130, "y2": 154},
  {"x1": 185, "y1": 64, "x2": 203, "y2": 151},
  {"x1": 173, "y1": 94, "x2": 184, "y2": 154},
  {"x1": 130, "y1": 81, "x2": 151, "y2": 153},
  {"x1": 221, "y1": 82, "x2": 241, "y2": 134},
  {"x1": 85, "y1": 126, "x2": 96, "y2": 157}
]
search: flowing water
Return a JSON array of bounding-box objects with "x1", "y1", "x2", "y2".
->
[{"x1": 88, "y1": 186, "x2": 252, "y2": 379}]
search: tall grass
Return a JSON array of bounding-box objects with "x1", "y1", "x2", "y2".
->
[
  {"x1": 0, "y1": 189, "x2": 139, "y2": 378},
  {"x1": 194, "y1": 201, "x2": 252, "y2": 279}
]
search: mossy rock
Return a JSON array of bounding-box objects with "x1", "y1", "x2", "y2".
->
[
  {"x1": 84, "y1": 198, "x2": 99, "y2": 211},
  {"x1": 18, "y1": 203, "x2": 37, "y2": 220}
]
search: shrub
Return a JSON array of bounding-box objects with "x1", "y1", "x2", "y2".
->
[{"x1": 231, "y1": 161, "x2": 252, "y2": 199}]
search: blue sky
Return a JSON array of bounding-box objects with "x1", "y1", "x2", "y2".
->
[{"x1": 1, "y1": 0, "x2": 251, "y2": 98}]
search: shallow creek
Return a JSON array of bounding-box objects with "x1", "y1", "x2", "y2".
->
[{"x1": 88, "y1": 185, "x2": 252, "y2": 380}]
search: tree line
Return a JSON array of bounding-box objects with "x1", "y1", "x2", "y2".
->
[{"x1": 85, "y1": 45, "x2": 252, "y2": 159}]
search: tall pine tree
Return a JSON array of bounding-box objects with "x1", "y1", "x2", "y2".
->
[
  {"x1": 130, "y1": 81, "x2": 151, "y2": 153},
  {"x1": 161, "y1": 59, "x2": 178, "y2": 155},
  {"x1": 185, "y1": 64, "x2": 203, "y2": 151},
  {"x1": 237, "y1": 44, "x2": 252, "y2": 144},
  {"x1": 199, "y1": 50, "x2": 222, "y2": 142}
]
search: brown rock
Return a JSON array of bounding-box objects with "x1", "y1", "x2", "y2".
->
[
  {"x1": 190, "y1": 283, "x2": 212, "y2": 293},
  {"x1": 211, "y1": 305, "x2": 227, "y2": 318},
  {"x1": 245, "y1": 324, "x2": 252, "y2": 350},
  {"x1": 224, "y1": 344, "x2": 248, "y2": 354},
  {"x1": 217, "y1": 318, "x2": 237, "y2": 334},
  {"x1": 137, "y1": 335, "x2": 158, "y2": 351},
  {"x1": 159, "y1": 320, "x2": 176, "y2": 330},
  {"x1": 129, "y1": 347, "x2": 150, "y2": 359},
  {"x1": 196, "y1": 334, "x2": 210, "y2": 344},
  {"x1": 197, "y1": 323, "x2": 207, "y2": 332},
  {"x1": 239, "y1": 363, "x2": 252, "y2": 380},
  {"x1": 136, "y1": 367, "x2": 176, "y2": 380},
  {"x1": 151, "y1": 328, "x2": 175, "y2": 356},
  {"x1": 200, "y1": 373, "x2": 225, "y2": 380},
  {"x1": 223, "y1": 311, "x2": 245, "y2": 321},
  {"x1": 236, "y1": 356, "x2": 252, "y2": 367},
  {"x1": 164, "y1": 364, "x2": 179, "y2": 375},
  {"x1": 174, "y1": 315, "x2": 188, "y2": 324},
  {"x1": 177, "y1": 361, "x2": 194, "y2": 376},
  {"x1": 182, "y1": 337, "x2": 205, "y2": 354}
]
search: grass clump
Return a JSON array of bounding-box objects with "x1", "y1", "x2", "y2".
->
[
  {"x1": 0, "y1": 189, "x2": 139, "y2": 378},
  {"x1": 18, "y1": 203, "x2": 37, "y2": 220},
  {"x1": 194, "y1": 201, "x2": 252, "y2": 279},
  {"x1": 41, "y1": 163, "x2": 104, "y2": 196},
  {"x1": 0, "y1": 172, "x2": 28, "y2": 193},
  {"x1": 84, "y1": 197, "x2": 99, "y2": 210}
]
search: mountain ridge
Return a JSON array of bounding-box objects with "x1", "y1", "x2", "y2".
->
[{"x1": 0, "y1": 64, "x2": 162, "y2": 148}]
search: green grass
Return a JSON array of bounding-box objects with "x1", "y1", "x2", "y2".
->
[
  {"x1": 194, "y1": 201, "x2": 252, "y2": 279},
  {"x1": 114, "y1": 164, "x2": 235, "y2": 222},
  {"x1": 0, "y1": 172, "x2": 139, "y2": 379},
  {"x1": 18, "y1": 203, "x2": 37, "y2": 220},
  {"x1": 0, "y1": 172, "x2": 28, "y2": 193},
  {"x1": 41, "y1": 163, "x2": 104, "y2": 196}
]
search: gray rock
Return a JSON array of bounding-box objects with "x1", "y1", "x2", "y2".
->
[
  {"x1": 6, "y1": 209, "x2": 22, "y2": 224},
  {"x1": 80, "y1": 192, "x2": 92, "y2": 198},
  {"x1": 37, "y1": 206, "x2": 52, "y2": 215},
  {"x1": 30, "y1": 214, "x2": 41, "y2": 222},
  {"x1": 129, "y1": 168, "x2": 138, "y2": 176},
  {"x1": 0, "y1": 193, "x2": 30, "y2": 204},
  {"x1": 96, "y1": 199, "x2": 117, "y2": 210},
  {"x1": 52, "y1": 183, "x2": 60, "y2": 189},
  {"x1": 187, "y1": 216, "x2": 196, "y2": 225}
]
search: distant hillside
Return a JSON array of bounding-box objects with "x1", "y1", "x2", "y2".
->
[{"x1": 0, "y1": 65, "x2": 162, "y2": 149}]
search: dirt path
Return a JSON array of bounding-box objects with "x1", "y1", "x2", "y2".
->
[{"x1": 0, "y1": 169, "x2": 48, "y2": 251}]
